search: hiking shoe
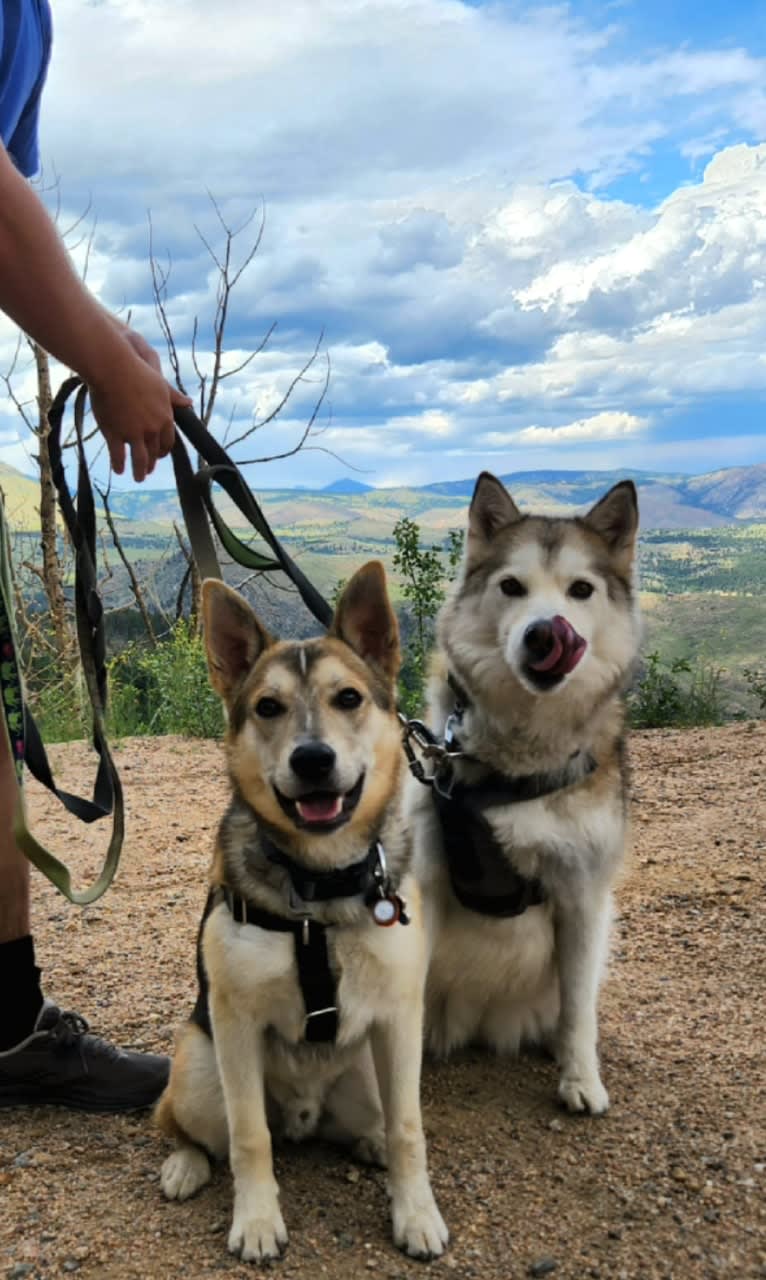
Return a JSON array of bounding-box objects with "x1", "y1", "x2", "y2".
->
[{"x1": 0, "y1": 1001, "x2": 169, "y2": 1112}]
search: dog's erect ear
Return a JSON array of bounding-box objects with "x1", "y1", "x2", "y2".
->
[
  {"x1": 201, "y1": 579, "x2": 272, "y2": 702},
  {"x1": 466, "y1": 472, "x2": 523, "y2": 563},
  {"x1": 331, "y1": 561, "x2": 400, "y2": 683},
  {"x1": 582, "y1": 481, "x2": 639, "y2": 554},
  {"x1": 469, "y1": 472, "x2": 523, "y2": 540}
]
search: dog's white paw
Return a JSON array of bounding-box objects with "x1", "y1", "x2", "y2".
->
[
  {"x1": 392, "y1": 1189, "x2": 449, "y2": 1261},
  {"x1": 351, "y1": 1130, "x2": 387, "y2": 1168},
  {"x1": 558, "y1": 1070, "x2": 609, "y2": 1115},
  {"x1": 228, "y1": 1201, "x2": 288, "y2": 1263},
  {"x1": 160, "y1": 1147, "x2": 211, "y2": 1201}
]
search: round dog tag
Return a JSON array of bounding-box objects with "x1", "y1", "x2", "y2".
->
[{"x1": 372, "y1": 896, "x2": 399, "y2": 926}]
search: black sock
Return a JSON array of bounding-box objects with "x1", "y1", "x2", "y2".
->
[{"x1": 0, "y1": 935, "x2": 45, "y2": 1050}]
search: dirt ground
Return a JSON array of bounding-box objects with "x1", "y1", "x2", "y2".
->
[{"x1": 1, "y1": 722, "x2": 764, "y2": 1280}]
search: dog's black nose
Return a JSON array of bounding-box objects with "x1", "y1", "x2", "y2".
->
[
  {"x1": 289, "y1": 742, "x2": 336, "y2": 782},
  {"x1": 523, "y1": 619, "x2": 555, "y2": 661}
]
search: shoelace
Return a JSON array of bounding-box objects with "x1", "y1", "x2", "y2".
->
[
  {"x1": 43, "y1": 1007, "x2": 138, "y2": 1074},
  {"x1": 49, "y1": 1010, "x2": 90, "y2": 1043}
]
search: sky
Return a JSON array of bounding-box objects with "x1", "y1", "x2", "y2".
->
[{"x1": 1, "y1": 0, "x2": 766, "y2": 490}]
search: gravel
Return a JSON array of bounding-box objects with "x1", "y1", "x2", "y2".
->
[{"x1": 0, "y1": 722, "x2": 764, "y2": 1280}]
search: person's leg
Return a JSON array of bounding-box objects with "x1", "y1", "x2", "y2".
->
[
  {"x1": 0, "y1": 654, "x2": 169, "y2": 1111},
  {"x1": 0, "y1": 624, "x2": 45, "y2": 1051}
]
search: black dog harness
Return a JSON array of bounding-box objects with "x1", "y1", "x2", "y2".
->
[
  {"x1": 404, "y1": 677, "x2": 597, "y2": 919},
  {"x1": 430, "y1": 755, "x2": 596, "y2": 917},
  {"x1": 191, "y1": 839, "x2": 408, "y2": 1046},
  {"x1": 221, "y1": 885, "x2": 340, "y2": 1043}
]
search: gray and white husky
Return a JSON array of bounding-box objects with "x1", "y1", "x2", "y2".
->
[{"x1": 410, "y1": 472, "x2": 640, "y2": 1115}]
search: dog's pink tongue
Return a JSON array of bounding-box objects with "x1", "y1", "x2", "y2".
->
[
  {"x1": 529, "y1": 616, "x2": 586, "y2": 676},
  {"x1": 296, "y1": 794, "x2": 343, "y2": 824}
]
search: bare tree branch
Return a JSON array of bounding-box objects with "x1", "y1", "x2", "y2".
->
[{"x1": 97, "y1": 485, "x2": 157, "y2": 646}]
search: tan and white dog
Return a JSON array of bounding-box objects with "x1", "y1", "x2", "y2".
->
[
  {"x1": 156, "y1": 562, "x2": 447, "y2": 1263},
  {"x1": 410, "y1": 473, "x2": 640, "y2": 1115}
]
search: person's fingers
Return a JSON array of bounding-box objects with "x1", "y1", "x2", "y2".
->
[
  {"x1": 169, "y1": 385, "x2": 193, "y2": 408},
  {"x1": 157, "y1": 419, "x2": 176, "y2": 458},
  {"x1": 130, "y1": 440, "x2": 150, "y2": 484},
  {"x1": 107, "y1": 437, "x2": 126, "y2": 476}
]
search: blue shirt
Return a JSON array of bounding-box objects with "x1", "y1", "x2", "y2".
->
[{"x1": 0, "y1": 0, "x2": 52, "y2": 176}]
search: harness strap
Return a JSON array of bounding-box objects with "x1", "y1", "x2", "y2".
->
[
  {"x1": 432, "y1": 788, "x2": 547, "y2": 918},
  {"x1": 436, "y1": 752, "x2": 598, "y2": 807},
  {"x1": 411, "y1": 673, "x2": 599, "y2": 918},
  {"x1": 220, "y1": 885, "x2": 338, "y2": 1043},
  {"x1": 260, "y1": 830, "x2": 381, "y2": 904}
]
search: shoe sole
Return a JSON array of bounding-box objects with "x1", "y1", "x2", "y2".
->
[{"x1": 0, "y1": 1092, "x2": 162, "y2": 1113}]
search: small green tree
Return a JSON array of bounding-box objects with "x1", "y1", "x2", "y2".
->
[
  {"x1": 445, "y1": 528, "x2": 465, "y2": 580},
  {"x1": 393, "y1": 519, "x2": 463, "y2": 716}
]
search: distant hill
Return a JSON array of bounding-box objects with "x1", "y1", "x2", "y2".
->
[
  {"x1": 2, "y1": 461, "x2": 765, "y2": 536},
  {"x1": 684, "y1": 464, "x2": 766, "y2": 521},
  {"x1": 0, "y1": 462, "x2": 45, "y2": 532},
  {"x1": 321, "y1": 478, "x2": 374, "y2": 494},
  {"x1": 423, "y1": 466, "x2": 766, "y2": 526}
]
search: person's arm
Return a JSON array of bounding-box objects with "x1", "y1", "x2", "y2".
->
[{"x1": 0, "y1": 143, "x2": 190, "y2": 481}]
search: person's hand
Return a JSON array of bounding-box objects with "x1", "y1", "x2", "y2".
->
[{"x1": 88, "y1": 330, "x2": 192, "y2": 482}]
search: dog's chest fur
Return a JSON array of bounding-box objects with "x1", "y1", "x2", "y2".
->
[{"x1": 202, "y1": 870, "x2": 425, "y2": 1057}]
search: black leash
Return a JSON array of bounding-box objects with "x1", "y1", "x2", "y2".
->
[
  {"x1": 169, "y1": 402, "x2": 333, "y2": 628},
  {"x1": 2, "y1": 380, "x2": 124, "y2": 903},
  {"x1": 9, "y1": 375, "x2": 337, "y2": 903}
]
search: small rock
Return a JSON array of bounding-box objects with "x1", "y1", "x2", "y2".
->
[
  {"x1": 529, "y1": 1261, "x2": 558, "y2": 1277},
  {"x1": 7, "y1": 1267, "x2": 35, "y2": 1280},
  {"x1": 12, "y1": 1152, "x2": 33, "y2": 1169},
  {"x1": 548, "y1": 1118, "x2": 565, "y2": 1132},
  {"x1": 63, "y1": 1262, "x2": 80, "y2": 1274},
  {"x1": 345, "y1": 1168, "x2": 361, "y2": 1184}
]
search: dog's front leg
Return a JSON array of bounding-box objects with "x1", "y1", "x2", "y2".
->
[
  {"x1": 370, "y1": 1013, "x2": 448, "y2": 1260},
  {"x1": 211, "y1": 996, "x2": 287, "y2": 1262},
  {"x1": 554, "y1": 888, "x2": 612, "y2": 1115}
]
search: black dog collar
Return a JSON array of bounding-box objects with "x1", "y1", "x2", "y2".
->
[{"x1": 260, "y1": 831, "x2": 381, "y2": 903}]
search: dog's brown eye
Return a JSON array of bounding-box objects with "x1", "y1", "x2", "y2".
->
[
  {"x1": 254, "y1": 696, "x2": 285, "y2": 719},
  {"x1": 334, "y1": 687, "x2": 363, "y2": 711},
  {"x1": 500, "y1": 576, "x2": 526, "y2": 598},
  {"x1": 569, "y1": 579, "x2": 594, "y2": 600}
]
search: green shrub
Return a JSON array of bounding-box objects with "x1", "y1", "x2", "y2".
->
[
  {"x1": 28, "y1": 676, "x2": 88, "y2": 744},
  {"x1": 629, "y1": 651, "x2": 726, "y2": 729},
  {"x1": 742, "y1": 667, "x2": 766, "y2": 715},
  {"x1": 108, "y1": 621, "x2": 224, "y2": 739}
]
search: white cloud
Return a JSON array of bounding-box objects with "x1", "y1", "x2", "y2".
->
[
  {"x1": 2, "y1": 2, "x2": 764, "y2": 489},
  {"x1": 482, "y1": 412, "x2": 648, "y2": 448}
]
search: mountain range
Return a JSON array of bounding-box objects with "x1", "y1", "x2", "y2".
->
[{"x1": 1, "y1": 460, "x2": 765, "y2": 535}]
